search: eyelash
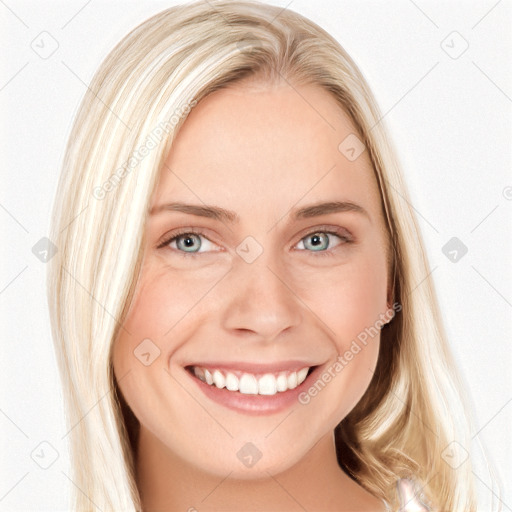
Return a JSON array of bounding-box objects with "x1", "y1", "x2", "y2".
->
[{"x1": 157, "y1": 226, "x2": 353, "y2": 258}]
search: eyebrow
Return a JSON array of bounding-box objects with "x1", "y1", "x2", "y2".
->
[{"x1": 150, "y1": 200, "x2": 370, "y2": 223}]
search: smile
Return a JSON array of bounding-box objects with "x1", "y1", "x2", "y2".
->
[
  {"x1": 183, "y1": 362, "x2": 321, "y2": 415},
  {"x1": 191, "y1": 365, "x2": 311, "y2": 395}
]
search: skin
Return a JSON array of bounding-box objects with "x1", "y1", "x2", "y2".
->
[{"x1": 113, "y1": 78, "x2": 394, "y2": 511}]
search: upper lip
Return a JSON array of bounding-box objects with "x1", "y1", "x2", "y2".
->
[{"x1": 184, "y1": 360, "x2": 320, "y2": 374}]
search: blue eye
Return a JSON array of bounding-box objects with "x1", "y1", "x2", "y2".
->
[
  {"x1": 295, "y1": 230, "x2": 350, "y2": 257},
  {"x1": 157, "y1": 227, "x2": 352, "y2": 257},
  {"x1": 175, "y1": 233, "x2": 200, "y2": 252},
  {"x1": 158, "y1": 230, "x2": 216, "y2": 255},
  {"x1": 299, "y1": 231, "x2": 339, "y2": 252}
]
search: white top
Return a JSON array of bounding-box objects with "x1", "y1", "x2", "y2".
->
[{"x1": 382, "y1": 478, "x2": 431, "y2": 511}]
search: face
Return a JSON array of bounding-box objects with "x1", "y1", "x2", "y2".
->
[{"x1": 112, "y1": 79, "x2": 393, "y2": 478}]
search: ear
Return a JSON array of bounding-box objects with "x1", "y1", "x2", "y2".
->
[
  {"x1": 382, "y1": 304, "x2": 395, "y2": 326},
  {"x1": 384, "y1": 261, "x2": 397, "y2": 324},
  {"x1": 386, "y1": 293, "x2": 395, "y2": 316},
  {"x1": 386, "y1": 288, "x2": 394, "y2": 313}
]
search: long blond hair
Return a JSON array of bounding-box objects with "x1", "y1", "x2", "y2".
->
[{"x1": 47, "y1": 1, "x2": 482, "y2": 510}]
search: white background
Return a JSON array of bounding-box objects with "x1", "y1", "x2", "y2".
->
[{"x1": 1, "y1": 1, "x2": 511, "y2": 510}]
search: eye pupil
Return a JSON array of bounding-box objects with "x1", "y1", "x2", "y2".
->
[
  {"x1": 178, "y1": 234, "x2": 200, "y2": 251},
  {"x1": 305, "y1": 233, "x2": 328, "y2": 251}
]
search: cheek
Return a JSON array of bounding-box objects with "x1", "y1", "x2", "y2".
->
[
  {"x1": 111, "y1": 260, "x2": 223, "y2": 406},
  {"x1": 297, "y1": 253, "x2": 387, "y2": 422},
  {"x1": 112, "y1": 265, "x2": 198, "y2": 433},
  {"x1": 118, "y1": 262, "x2": 216, "y2": 342},
  {"x1": 112, "y1": 267, "x2": 183, "y2": 399},
  {"x1": 305, "y1": 250, "x2": 388, "y2": 344}
]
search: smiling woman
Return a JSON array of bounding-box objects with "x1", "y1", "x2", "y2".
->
[{"x1": 47, "y1": 1, "x2": 478, "y2": 511}]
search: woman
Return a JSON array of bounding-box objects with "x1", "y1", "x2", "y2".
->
[{"x1": 47, "y1": 1, "x2": 479, "y2": 510}]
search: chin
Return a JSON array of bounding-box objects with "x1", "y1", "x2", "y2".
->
[{"x1": 188, "y1": 442, "x2": 307, "y2": 481}]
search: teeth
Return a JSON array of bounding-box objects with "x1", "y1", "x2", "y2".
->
[
  {"x1": 225, "y1": 372, "x2": 238, "y2": 391},
  {"x1": 258, "y1": 373, "x2": 277, "y2": 395},
  {"x1": 192, "y1": 366, "x2": 311, "y2": 395},
  {"x1": 239, "y1": 374, "x2": 259, "y2": 394},
  {"x1": 212, "y1": 370, "x2": 225, "y2": 389},
  {"x1": 287, "y1": 372, "x2": 298, "y2": 389},
  {"x1": 297, "y1": 367, "x2": 308, "y2": 383},
  {"x1": 276, "y1": 373, "x2": 288, "y2": 392}
]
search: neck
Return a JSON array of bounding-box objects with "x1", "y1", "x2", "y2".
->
[{"x1": 134, "y1": 426, "x2": 384, "y2": 511}]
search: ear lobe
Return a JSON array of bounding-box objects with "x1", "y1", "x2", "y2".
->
[
  {"x1": 378, "y1": 301, "x2": 397, "y2": 331},
  {"x1": 385, "y1": 295, "x2": 395, "y2": 322},
  {"x1": 386, "y1": 259, "x2": 397, "y2": 317},
  {"x1": 387, "y1": 284, "x2": 395, "y2": 311},
  {"x1": 384, "y1": 304, "x2": 396, "y2": 325}
]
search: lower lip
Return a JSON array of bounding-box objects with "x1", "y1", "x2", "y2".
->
[{"x1": 184, "y1": 365, "x2": 323, "y2": 416}]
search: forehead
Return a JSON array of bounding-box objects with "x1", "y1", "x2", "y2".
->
[{"x1": 152, "y1": 81, "x2": 382, "y2": 222}]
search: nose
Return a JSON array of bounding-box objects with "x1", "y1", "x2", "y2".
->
[{"x1": 219, "y1": 250, "x2": 303, "y2": 342}]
